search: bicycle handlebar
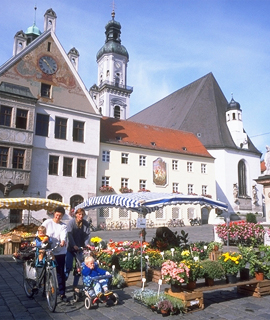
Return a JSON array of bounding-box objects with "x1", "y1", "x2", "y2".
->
[{"x1": 87, "y1": 274, "x2": 112, "y2": 281}]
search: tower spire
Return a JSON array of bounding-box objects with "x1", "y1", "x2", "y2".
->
[
  {"x1": 33, "y1": 4, "x2": 37, "y2": 25},
  {"x1": 111, "y1": 0, "x2": 116, "y2": 20}
]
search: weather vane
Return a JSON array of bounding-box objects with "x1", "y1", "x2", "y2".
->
[{"x1": 111, "y1": 0, "x2": 116, "y2": 19}]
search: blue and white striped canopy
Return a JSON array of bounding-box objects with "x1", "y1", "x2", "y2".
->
[{"x1": 75, "y1": 192, "x2": 228, "y2": 214}]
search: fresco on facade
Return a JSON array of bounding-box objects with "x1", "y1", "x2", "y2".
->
[{"x1": 153, "y1": 158, "x2": 167, "y2": 186}]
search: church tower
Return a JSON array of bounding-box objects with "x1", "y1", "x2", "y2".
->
[
  {"x1": 90, "y1": 9, "x2": 133, "y2": 119},
  {"x1": 226, "y1": 96, "x2": 248, "y2": 149}
]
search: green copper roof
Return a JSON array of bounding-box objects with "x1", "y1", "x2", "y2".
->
[
  {"x1": 25, "y1": 23, "x2": 41, "y2": 36},
  {"x1": 97, "y1": 41, "x2": 129, "y2": 60},
  {"x1": 0, "y1": 82, "x2": 36, "y2": 100}
]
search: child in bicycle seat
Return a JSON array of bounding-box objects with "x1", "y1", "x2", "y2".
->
[
  {"x1": 82, "y1": 256, "x2": 112, "y2": 300},
  {"x1": 35, "y1": 226, "x2": 51, "y2": 265}
]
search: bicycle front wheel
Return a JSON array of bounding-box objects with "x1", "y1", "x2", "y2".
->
[
  {"x1": 45, "y1": 268, "x2": 57, "y2": 312},
  {"x1": 23, "y1": 261, "x2": 36, "y2": 298}
]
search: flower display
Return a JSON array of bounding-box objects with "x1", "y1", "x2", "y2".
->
[
  {"x1": 119, "y1": 186, "x2": 133, "y2": 193},
  {"x1": 90, "y1": 236, "x2": 102, "y2": 246},
  {"x1": 161, "y1": 260, "x2": 189, "y2": 285},
  {"x1": 180, "y1": 250, "x2": 202, "y2": 282},
  {"x1": 215, "y1": 222, "x2": 265, "y2": 246},
  {"x1": 99, "y1": 185, "x2": 114, "y2": 192},
  {"x1": 219, "y1": 252, "x2": 242, "y2": 275}
]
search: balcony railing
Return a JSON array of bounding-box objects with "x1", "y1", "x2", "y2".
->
[{"x1": 99, "y1": 80, "x2": 133, "y2": 92}]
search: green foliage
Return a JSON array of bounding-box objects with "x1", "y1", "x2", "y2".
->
[
  {"x1": 246, "y1": 213, "x2": 257, "y2": 223},
  {"x1": 201, "y1": 260, "x2": 225, "y2": 280},
  {"x1": 111, "y1": 272, "x2": 125, "y2": 288},
  {"x1": 207, "y1": 241, "x2": 223, "y2": 254}
]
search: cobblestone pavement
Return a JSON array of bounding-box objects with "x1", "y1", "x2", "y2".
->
[{"x1": 1, "y1": 224, "x2": 270, "y2": 319}]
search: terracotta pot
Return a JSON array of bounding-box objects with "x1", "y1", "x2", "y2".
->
[
  {"x1": 160, "y1": 309, "x2": 170, "y2": 317},
  {"x1": 255, "y1": 272, "x2": 264, "y2": 281},
  {"x1": 186, "y1": 280, "x2": 196, "y2": 290},
  {"x1": 205, "y1": 277, "x2": 214, "y2": 286}
]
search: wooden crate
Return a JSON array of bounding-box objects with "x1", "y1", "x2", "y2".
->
[
  {"x1": 237, "y1": 279, "x2": 270, "y2": 297},
  {"x1": 120, "y1": 271, "x2": 145, "y2": 286},
  {"x1": 4, "y1": 241, "x2": 21, "y2": 255},
  {"x1": 147, "y1": 269, "x2": 166, "y2": 284},
  {"x1": 165, "y1": 288, "x2": 204, "y2": 313},
  {"x1": 209, "y1": 250, "x2": 222, "y2": 261}
]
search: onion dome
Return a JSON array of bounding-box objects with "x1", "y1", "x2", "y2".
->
[
  {"x1": 96, "y1": 10, "x2": 129, "y2": 61},
  {"x1": 227, "y1": 97, "x2": 241, "y2": 111}
]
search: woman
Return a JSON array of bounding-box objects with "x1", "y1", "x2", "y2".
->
[
  {"x1": 42, "y1": 206, "x2": 68, "y2": 302},
  {"x1": 65, "y1": 208, "x2": 91, "y2": 292}
]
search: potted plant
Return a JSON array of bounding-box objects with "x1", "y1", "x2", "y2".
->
[
  {"x1": 201, "y1": 260, "x2": 225, "y2": 285},
  {"x1": 219, "y1": 252, "x2": 242, "y2": 283},
  {"x1": 249, "y1": 245, "x2": 270, "y2": 279},
  {"x1": 119, "y1": 186, "x2": 133, "y2": 193},
  {"x1": 238, "y1": 245, "x2": 257, "y2": 280},
  {"x1": 99, "y1": 185, "x2": 114, "y2": 192},
  {"x1": 161, "y1": 260, "x2": 189, "y2": 292},
  {"x1": 157, "y1": 299, "x2": 174, "y2": 316},
  {"x1": 207, "y1": 241, "x2": 223, "y2": 254},
  {"x1": 180, "y1": 249, "x2": 203, "y2": 289},
  {"x1": 118, "y1": 251, "x2": 146, "y2": 272}
]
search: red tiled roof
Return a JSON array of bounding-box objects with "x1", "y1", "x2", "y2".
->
[
  {"x1": 100, "y1": 117, "x2": 213, "y2": 158},
  {"x1": 261, "y1": 161, "x2": 266, "y2": 173}
]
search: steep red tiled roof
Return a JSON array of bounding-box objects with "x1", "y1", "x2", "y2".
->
[{"x1": 100, "y1": 117, "x2": 213, "y2": 158}]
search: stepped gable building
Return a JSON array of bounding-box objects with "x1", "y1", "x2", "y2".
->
[
  {"x1": 130, "y1": 73, "x2": 263, "y2": 215},
  {"x1": 97, "y1": 117, "x2": 218, "y2": 225},
  {"x1": 0, "y1": 8, "x2": 100, "y2": 225}
]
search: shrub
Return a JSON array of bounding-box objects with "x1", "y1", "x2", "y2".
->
[{"x1": 246, "y1": 213, "x2": 257, "y2": 223}]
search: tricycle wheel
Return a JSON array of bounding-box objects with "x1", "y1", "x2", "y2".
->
[
  {"x1": 73, "y1": 292, "x2": 79, "y2": 302},
  {"x1": 85, "y1": 297, "x2": 92, "y2": 309},
  {"x1": 111, "y1": 292, "x2": 119, "y2": 305}
]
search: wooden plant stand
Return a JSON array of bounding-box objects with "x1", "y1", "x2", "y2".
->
[
  {"x1": 147, "y1": 268, "x2": 166, "y2": 284},
  {"x1": 209, "y1": 250, "x2": 222, "y2": 261},
  {"x1": 165, "y1": 288, "x2": 204, "y2": 313},
  {"x1": 120, "y1": 271, "x2": 145, "y2": 286},
  {"x1": 237, "y1": 279, "x2": 270, "y2": 297}
]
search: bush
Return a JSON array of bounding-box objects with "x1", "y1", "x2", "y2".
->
[{"x1": 246, "y1": 213, "x2": 257, "y2": 223}]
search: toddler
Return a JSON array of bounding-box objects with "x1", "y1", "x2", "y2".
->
[
  {"x1": 82, "y1": 255, "x2": 112, "y2": 300},
  {"x1": 35, "y1": 226, "x2": 51, "y2": 265}
]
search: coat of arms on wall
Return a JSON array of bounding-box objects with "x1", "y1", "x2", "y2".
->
[{"x1": 153, "y1": 158, "x2": 167, "y2": 186}]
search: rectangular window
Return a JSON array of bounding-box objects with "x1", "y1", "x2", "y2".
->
[
  {"x1": 0, "y1": 106, "x2": 12, "y2": 126},
  {"x1": 188, "y1": 184, "x2": 194, "y2": 194},
  {"x1": 121, "y1": 178, "x2": 129, "y2": 188},
  {"x1": 172, "y1": 207, "x2": 180, "y2": 219},
  {"x1": 0, "y1": 147, "x2": 9, "y2": 167},
  {"x1": 49, "y1": 155, "x2": 59, "y2": 175},
  {"x1": 55, "y1": 117, "x2": 67, "y2": 139},
  {"x1": 172, "y1": 160, "x2": 178, "y2": 170},
  {"x1": 201, "y1": 163, "x2": 207, "y2": 174},
  {"x1": 36, "y1": 113, "x2": 49, "y2": 136},
  {"x1": 63, "y1": 157, "x2": 73, "y2": 177},
  {"x1": 139, "y1": 155, "x2": 146, "y2": 166},
  {"x1": 77, "y1": 159, "x2": 86, "y2": 178},
  {"x1": 121, "y1": 153, "x2": 129, "y2": 164},
  {"x1": 139, "y1": 179, "x2": 146, "y2": 190},
  {"x1": 41, "y1": 83, "x2": 51, "y2": 98},
  {"x1": 73, "y1": 120, "x2": 84, "y2": 142},
  {"x1": 99, "y1": 207, "x2": 110, "y2": 218},
  {"x1": 155, "y1": 208, "x2": 164, "y2": 219},
  {"x1": 12, "y1": 149, "x2": 25, "y2": 169},
  {"x1": 119, "y1": 208, "x2": 128, "y2": 218},
  {"x1": 102, "y1": 151, "x2": 110, "y2": 162},
  {"x1": 172, "y1": 182, "x2": 179, "y2": 193},
  {"x1": 102, "y1": 176, "x2": 110, "y2": 187},
  {"x1": 187, "y1": 162, "x2": 193, "y2": 172},
  {"x1": 16, "y1": 109, "x2": 28, "y2": 129},
  {"x1": 202, "y1": 185, "x2": 208, "y2": 195}
]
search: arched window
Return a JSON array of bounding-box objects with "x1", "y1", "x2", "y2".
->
[
  {"x1": 48, "y1": 193, "x2": 62, "y2": 202},
  {"x1": 114, "y1": 106, "x2": 120, "y2": 119},
  {"x1": 70, "y1": 195, "x2": 84, "y2": 209},
  {"x1": 238, "y1": 160, "x2": 247, "y2": 196}
]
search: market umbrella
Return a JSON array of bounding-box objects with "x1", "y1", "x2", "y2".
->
[
  {"x1": 74, "y1": 192, "x2": 228, "y2": 214},
  {"x1": 0, "y1": 197, "x2": 70, "y2": 224}
]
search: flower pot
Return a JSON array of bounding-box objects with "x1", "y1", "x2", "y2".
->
[
  {"x1": 205, "y1": 277, "x2": 214, "y2": 286},
  {"x1": 160, "y1": 309, "x2": 170, "y2": 317},
  {"x1": 240, "y1": 268, "x2": 250, "y2": 281},
  {"x1": 255, "y1": 272, "x2": 264, "y2": 281},
  {"x1": 186, "y1": 280, "x2": 196, "y2": 290},
  {"x1": 226, "y1": 273, "x2": 237, "y2": 284},
  {"x1": 170, "y1": 283, "x2": 182, "y2": 292}
]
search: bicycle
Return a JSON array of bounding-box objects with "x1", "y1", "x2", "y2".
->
[{"x1": 22, "y1": 244, "x2": 59, "y2": 312}]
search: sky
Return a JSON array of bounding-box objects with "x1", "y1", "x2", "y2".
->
[{"x1": 1, "y1": 0, "x2": 270, "y2": 157}]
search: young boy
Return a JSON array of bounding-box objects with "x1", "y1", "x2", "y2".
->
[
  {"x1": 82, "y1": 256, "x2": 112, "y2": 300},
  {"x1": 35, "y1": 226, "x2": 51, "y2": 265}
]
